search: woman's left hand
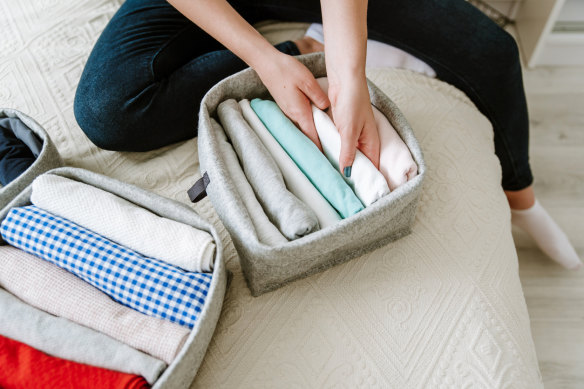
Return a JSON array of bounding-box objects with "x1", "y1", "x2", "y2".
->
[{"x1": 328, "y1": 75, "x2": 380, "y2": 174}]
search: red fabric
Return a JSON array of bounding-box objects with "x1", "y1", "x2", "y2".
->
[{"x1": 0, "y1": 334, "x2": 150, "y2": 389}]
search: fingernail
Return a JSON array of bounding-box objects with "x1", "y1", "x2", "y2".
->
[{"x1": 343, "y1": 166, "x2": 352, "y2": 178}]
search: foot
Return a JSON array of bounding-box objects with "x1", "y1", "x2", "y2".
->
[
  {"x1": 507, "y1": 187, "x2": 582, "y2": 270},
  {"x1": 293, "y1": 36, "x2": 324, "y2": 55}
]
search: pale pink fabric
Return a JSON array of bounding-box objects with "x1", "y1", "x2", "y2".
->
[{"x1": 0, "y1": 245, "x2": 190, "y2": 364}]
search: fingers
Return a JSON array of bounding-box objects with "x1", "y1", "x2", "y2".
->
[
  {"x1": 282, "y1": 91, "x2": 323, "y2": 151},
  {"x1": 359, "y1": 121, "x2": 381, "y2": 169},
  {"x1": 338, "y1": 126, "x2": 359, "y2": 178},
  {"x1": 294, "y1": 100, "x2": 323, "y2": 151},
  {"x1": 300, "y1": 77, "x2": 330, "y2": 111}
]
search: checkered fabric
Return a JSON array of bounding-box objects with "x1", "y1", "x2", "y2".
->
[{"x1": 0, "y1": 205, "x2": 213, "y2": 329}]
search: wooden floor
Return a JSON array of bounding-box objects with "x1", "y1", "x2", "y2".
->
[{"x1": 516, "y1": 65, "x2": 584, "y2": 388}]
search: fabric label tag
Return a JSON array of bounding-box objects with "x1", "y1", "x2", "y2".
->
[{"x1": 188, "y1": 172, "x2": 210, "y2": 203}]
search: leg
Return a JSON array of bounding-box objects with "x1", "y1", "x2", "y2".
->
[{"x1": 74, "y1": 0, "x2": 303, "y2": 151}]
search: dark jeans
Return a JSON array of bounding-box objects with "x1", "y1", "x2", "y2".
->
[{"x1": 74, "y1": 0, "x2": 533, "y2": 190}]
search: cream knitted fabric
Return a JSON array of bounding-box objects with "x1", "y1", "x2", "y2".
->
[
  {"x1": 312, "y1": 105, "x2": 390, "y2": 206},
  {"x1": 239, "y1": 99, "x2": 342, "y2": 228},
  {"x1": 30, "y1": 174, "x2": 215, "y2": 272},
  {"x1": 0, "y1": 245, "x2": 190, "y2": 364}
]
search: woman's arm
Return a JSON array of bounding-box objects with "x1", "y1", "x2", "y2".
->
[
  {"x1": 321, "y1": 0, "x2": 380, "y2": 172},
  {"x1": 167, "y1": 0, "x2": 329, "y2": 148}
]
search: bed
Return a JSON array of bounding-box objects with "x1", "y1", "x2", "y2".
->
[{"x1": 0, "y1": 0, "x2": 543, "y2": 387}]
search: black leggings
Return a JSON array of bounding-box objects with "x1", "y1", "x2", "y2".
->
[{"x1": 74, "y1": 0, "x2": 533, "y2": 190}]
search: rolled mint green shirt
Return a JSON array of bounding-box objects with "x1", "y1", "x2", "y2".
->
[{"x1": 250, "y1": 98, "x2": 364, "y2": 218}]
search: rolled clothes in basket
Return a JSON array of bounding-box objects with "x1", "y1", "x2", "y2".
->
[
  {"x1": 0, "y1": 287, "x2": 166, "y2": 384},
  {"x1": 0, "y1": 245, "x2": 189, "y2": 365},
  {"x1": 316, "y1": 77, "x2": 418, "y2": 190},
  {"x1": 0, "y1": 122, "x2": 36, "y2": 186},
  {"x1": 217, "y1": 99, "x2": 319, "y2": 239},
  {"x1": 250, "y1": 98, "x2": 364, "y2": 219},
  {"x1": 30, "y1": 174, "x2": 216, "y2": 273},
  {"x1": 0, "y1": 334, "x2": 149, "y2": 389},
  {"x1": 211, "y1": 118, "x2": 287, "y2": 246},
  {"x1": 311, "y1": 105, "x2": 390, "y2": 206},
  {"x1": 239, "y1": 99, "x2": 341, "y2": 228},
  {"x1": 0, "y1": 205, "x2": 213, "y2": 331}
]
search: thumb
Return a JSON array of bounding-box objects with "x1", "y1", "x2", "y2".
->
[
  {"x1": 293, "y1": 99, "x2": 323, "y2": 151},
  {"x1": 301, "y1": 78, "x2": 330, "y2": 111},
  {"x1": 339, "y1": 127, "x2": 358, "y2": 178}
]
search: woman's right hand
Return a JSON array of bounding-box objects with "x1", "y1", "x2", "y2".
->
[{"x1": 255, "y1": 51, "x2": 330, "y2": 150}]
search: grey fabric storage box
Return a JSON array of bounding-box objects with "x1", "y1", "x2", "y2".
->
[
  {"x1": 197, "y1": 52, "x2": 426, "y2": 296},
  {"x1": 0, "y1": 109, "x2": 63, "y2": 210},
  {"x1": 0, "y1": 166, "x2": 227, "y2": 389}
]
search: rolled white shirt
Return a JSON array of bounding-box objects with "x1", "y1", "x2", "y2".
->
[{"x1": 311, "y1": 105, "x2": 390, "y2": 206}]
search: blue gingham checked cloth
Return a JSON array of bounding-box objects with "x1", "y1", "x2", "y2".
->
[{"x1": 0, "y1": 205, "x2": 213, "y2": 329}]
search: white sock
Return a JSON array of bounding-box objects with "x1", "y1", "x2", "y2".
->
[
  {"x1": 304, "y1": 23, "x2": 436, "y2": 77},
  {"x1": 511, "y1": 200, "x2": 582, "y2": 270}
]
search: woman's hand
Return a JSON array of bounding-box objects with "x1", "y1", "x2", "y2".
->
[
  {"x1": 328, "y1": 76, "x2": 380, "y2": 174},
  {"x1": 256, "y1": 52, "x2": 330, "y2": 149}
]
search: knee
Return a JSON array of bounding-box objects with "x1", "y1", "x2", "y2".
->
[
  {"x1": 74, "y1": 81, "x2": 143, "y2": 152},
  {"x1": 482, "y1": 27, "x2": 521, "y2": 73}
]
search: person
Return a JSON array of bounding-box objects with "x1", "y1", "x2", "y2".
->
[{"x1": 74, "y1": 0, "x2": 581, "y2": 269}]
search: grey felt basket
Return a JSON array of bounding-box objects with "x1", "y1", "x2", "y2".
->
[
  {"x1": 0, "y1": 109, "x2": 63, "y2": 210},
  {"x1": 0, "y1": 167, "x2": 227, "y2": 389},
  {"x1": 197, "y1": 52, "x2": 426, "y2": 296}
]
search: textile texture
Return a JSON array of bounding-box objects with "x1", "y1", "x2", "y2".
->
[
  {"x1": 198, "y1": 53, "x2": 424, "y2": 295},
  {"x1": 0, "y1": 3, "x2": 541, "y2": 387},
  {"x1": 250, "y1": 97, "x2": 365, "y2": 219},
  {"x1": 0, "y1": 122, "x2": 37, "y2": 186},
  {"x1": 0, "y1": 244, "x2": 190, "y2": 365},
  {"x1": 30, "y1": 173, "x2": 215, "y2": 272},
  {"x1": 0, "y1": 167, "x2": 228, "y2": 389},
  {"x1": 0, "y1": 205, "x2": 212, "y2": 329},
  {"x1": 0, "y1": 334, "x2": 149, "y2": 389},
  {"x1": 217, "y1": 99, "x2": 318, "y2": 239},
  {"x1": 0, "y1": 109, "x2": 63, "y2": 210},
  {"x1": 211, "y1": 118, "x2": 287, "y2": 246},
  {"x1": 0, "y1": 287, "x2": 166, "y2": 384},
  {"x1": 315, "y1": 77, "x2": 418, "y2": 191},
  {"x1": 239, "y1": 99, "x2": 341, "y2": 228},
  {"x1": 311, "y1": 104, "x2": 390, "y2": 205}
]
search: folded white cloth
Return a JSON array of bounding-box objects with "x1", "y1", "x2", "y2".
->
[
  {"x1": 212, "y1": 118, "x2": 287, "y2": 246},
  {"x1": 311, "y1": 105, "x2": 390, "y2": 206},
  {"x1": 239, "y1": 99, "x2": 342, "y2": 228},
  {"x1": 305, "y1": 23, "x2": 436, "y2": 77},
  {"x1": 316, "y1": 78, "x2": 417, "y2": 191},
  {"x1": 0, "y1": 286, "x2": 166, "y2": 384},
  {"x1": 30, "y1": 174, "x2": 215, "y2": 272},
  {"x1": 0, "y1": 245, "x2": 190, "y2": 365}
]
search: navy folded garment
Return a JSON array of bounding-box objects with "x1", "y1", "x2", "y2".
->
[{"x1": 0, "y1": 123, "x2": 36, "y2": 186}]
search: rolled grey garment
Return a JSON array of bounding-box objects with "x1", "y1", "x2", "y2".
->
[
  {"x1": 0, "y1": 287, "x2": 166, "y2": 384},
  {"x1": 0, "y1": 117, "x2": 43, "y2": 157},
  {"x1": 212, "y1": 119, "x2": 287, "y2": 246},
  {"x1": 217, "y1": 99, "x2": 319, "y2": 240}
]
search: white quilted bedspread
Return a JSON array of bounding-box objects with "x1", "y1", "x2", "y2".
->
[{"x1": 1, "y1": 0, "x2": 543, "y2": 387}]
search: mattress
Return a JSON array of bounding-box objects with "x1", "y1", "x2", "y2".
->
[{"x1": 0, "y1": 0, "x2": 543, "y2": 387}]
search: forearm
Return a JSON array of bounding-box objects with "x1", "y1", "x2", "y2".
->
[
  {"x1": 167, "y1": 0, "x2": 279, "y2": 70},
  {"x1": 320, "y1": 0, "x2": 368, "y2": 85}
]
